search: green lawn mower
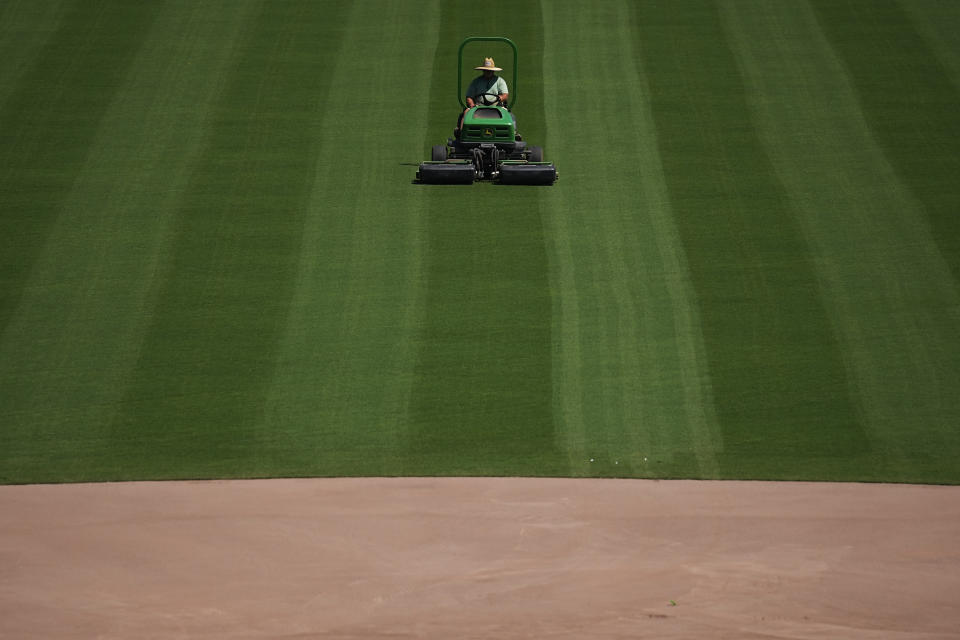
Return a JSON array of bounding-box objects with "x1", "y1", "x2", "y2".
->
[{"x1": 417, "y1": 37, "x2": 558, "y2": 185}]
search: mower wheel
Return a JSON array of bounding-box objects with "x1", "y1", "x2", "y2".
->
[
  {"x1": 528, "y1": 146, "x2": 544, "y2": 162},
  {"x1": 432, "y1": 144, "x2": 448, "y2": 162}
]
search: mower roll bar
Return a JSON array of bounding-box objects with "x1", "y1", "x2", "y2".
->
[{"x1": 458, "y1": 36, "x2": 518, "y2": 110}]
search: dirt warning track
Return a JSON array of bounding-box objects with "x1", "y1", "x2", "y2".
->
[{"x1": 2, "y1": 478, "x2": 958, "y2": 639}]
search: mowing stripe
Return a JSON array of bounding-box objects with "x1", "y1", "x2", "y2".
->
[
  {"x1": 633, "y1": 0, "x2": 868, "y2": 479},
  {"x1": 721, "y1": 1, "x2": 960, "y2": 483},
  {"x1": 0, "y1": 2, "x2": 254, "y2": 483},
  {"x1": 103, "y1": 1, "x2": 348, "y2": 480},
  {"x1": 259, "y1": 1, "x2": 439, "y2": 477},
  {"x1": 0, "y1": 0, "x2": 158, "y2": 337},
  {"x1": 407, "y1": 0, "x2": 564, "y2": 475},
  {"x1": 541, "y1": 0, "x2": 722, "y2": 479},
  {"x1": 810, "y1": 0, "x2": 960, "y2": 283}
]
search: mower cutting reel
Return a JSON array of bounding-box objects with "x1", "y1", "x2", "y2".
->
[{"x1": 416, "y1": 36, "x2": 557, "y2": 186}]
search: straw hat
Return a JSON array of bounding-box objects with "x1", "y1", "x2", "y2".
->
[{"x1": 474, "y1": 57, "x2": 503, "y2": 71}]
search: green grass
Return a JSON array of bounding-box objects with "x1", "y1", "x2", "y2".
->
[
  {"x1": 634, "y1": 1, "x2": 871, "y2": 478},
  {"x1": 1, "y1": 0, "x2": 959, "y2": 484}
]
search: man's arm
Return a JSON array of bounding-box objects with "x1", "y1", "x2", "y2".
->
[{"x1": 465, "y1": 77, "x2": 479, "y2": 107}]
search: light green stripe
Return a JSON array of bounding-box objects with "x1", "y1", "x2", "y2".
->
[
  {"x1": 721, "y1": 0, "x2": 960, "y2": 480},
  {"x1": 261, "y1": 1, "x2": 438, "y2": 475},
  {"x1": 542, "y1": 0, "x2": 720, "y2": 478}
]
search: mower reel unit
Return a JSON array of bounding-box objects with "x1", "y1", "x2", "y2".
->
[{"x1": 417, "y1": 37, "x2": 558, "y2": 186}]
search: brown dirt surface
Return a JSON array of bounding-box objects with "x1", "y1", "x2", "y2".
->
[{"x1": 1, "y1": 478, "x2": 959, "y2": 639}]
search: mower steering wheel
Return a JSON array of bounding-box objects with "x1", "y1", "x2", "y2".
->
[{"x1": 473, "y1": 92, "x2": 502, "y2": 107}]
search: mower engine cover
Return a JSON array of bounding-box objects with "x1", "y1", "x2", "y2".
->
[{"x1": 460, "y1": 107, "x2": 515, "y2": 144}]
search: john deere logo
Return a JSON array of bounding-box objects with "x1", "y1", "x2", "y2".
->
[{"x1": 482, "y1": 128, "x2": 494, "y2": 139}]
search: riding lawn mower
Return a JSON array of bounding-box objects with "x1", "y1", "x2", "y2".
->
[{"x1": 417, "y1": 37, "x2": 558, "y2": 185}]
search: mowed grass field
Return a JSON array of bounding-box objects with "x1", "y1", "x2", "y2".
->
[{"x1": 1, "y1": 0, "x2": 958, "y2": 484}]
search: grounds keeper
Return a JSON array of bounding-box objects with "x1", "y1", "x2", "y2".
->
[{"x1": 465, "y1": 57, "x2": 509, "y2": 107}]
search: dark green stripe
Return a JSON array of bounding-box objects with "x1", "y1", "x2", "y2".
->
[
  {"x1": 633, "y1": 0, "x2": 868, "y2": 478},
  {"x1": 108, "y1": 1, "x2": 346, "y2": 480},
  {"x1": 811, "y1": 0, "x2": 960, "y2": 282},
  {"x1": 0, "y1": 0, "x2": 158, "y2": 333},
  {"x1": 409, "y1": 0, "x2": 563, "y2": 475}
]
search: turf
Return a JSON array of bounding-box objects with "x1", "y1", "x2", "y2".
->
[{"x1": 1, "y1": 0, "x2": 959, "y2": 484}]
